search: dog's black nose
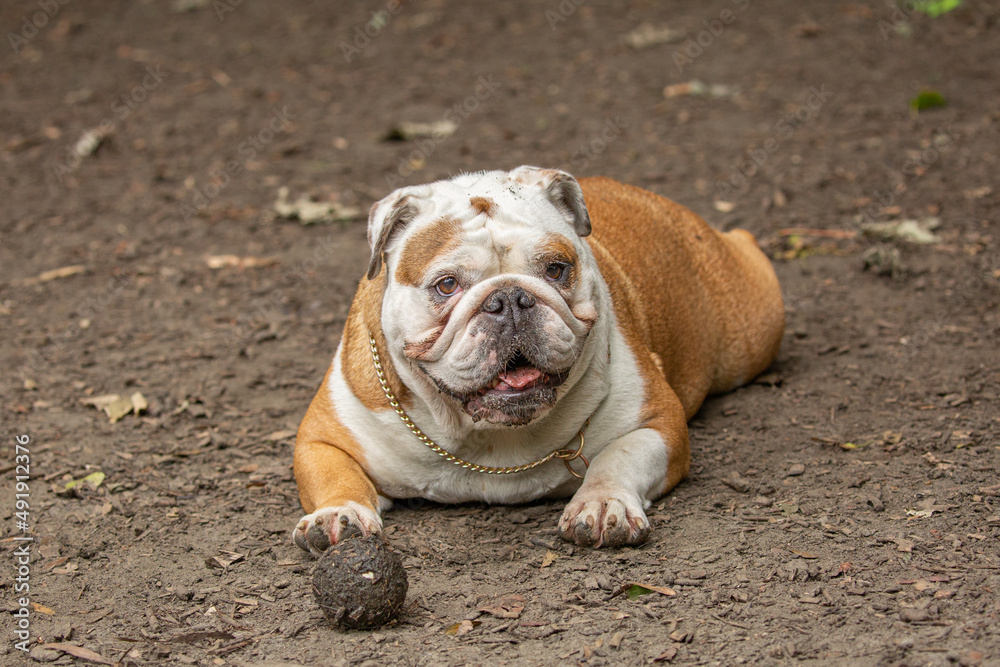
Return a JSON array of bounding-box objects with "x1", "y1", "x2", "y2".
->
[{"x1": 482, "y1": 286, "x2": 536, "y2": 321}]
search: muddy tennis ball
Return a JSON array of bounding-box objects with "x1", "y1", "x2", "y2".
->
[{"x1": 312, "y1": 533, "x2": 408, "y2": 630}]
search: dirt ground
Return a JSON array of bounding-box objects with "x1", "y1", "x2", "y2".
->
[{"x1": 2, "y1": 0, "x2": 999, "y2": 665}]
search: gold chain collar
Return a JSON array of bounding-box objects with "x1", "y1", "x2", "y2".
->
[{"x1": 368, "y1": 333, "x2": 589, "y2": 478}]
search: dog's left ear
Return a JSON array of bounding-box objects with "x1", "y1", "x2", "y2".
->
[
  {"x1": 366, "y1": 191, "x2": 420, "y2": 280},
  {"x1": 509, "y1": 166, "x2": 591, "y2": 237}
]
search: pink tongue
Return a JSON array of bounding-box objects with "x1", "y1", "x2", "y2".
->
[{"x1": 498, "y1": 367, "x2": 542, "y2": 389}]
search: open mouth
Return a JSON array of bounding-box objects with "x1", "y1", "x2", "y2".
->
[
  {"x1": 420, "y1": 348, "x2": 573, "y2": 425},
  {"x1": 473, "y1": 352, "x2": 565, "y2": 396},
  {"x1": 475, "y1": 351, "x2": 569, "y2": 398}
]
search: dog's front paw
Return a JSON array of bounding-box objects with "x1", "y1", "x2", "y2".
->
[
  {"x1": 292, "y1": 502, "x2": 382, "y2": 557},
  {"x1": 558, "y1": 490, "x2": 650, "y2": 548}
]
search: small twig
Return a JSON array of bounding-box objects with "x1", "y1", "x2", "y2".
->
[
  {"x1": 210, "y1": 638, "x2": 255, "y2": 656},
  {"x1": 779, "y1": 228, "x2": 858, "y2": 239},
  {"x1": 710, "y1": 614, "x2": 750, "y2": 630}
]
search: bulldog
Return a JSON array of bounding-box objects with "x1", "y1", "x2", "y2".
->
[{"x1": 293, "y1": 166, "x2": 784, "y2": 554}]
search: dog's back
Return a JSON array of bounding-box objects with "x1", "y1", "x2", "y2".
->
[{"x1": 579, "y1": 177, "x2": 784, "y2": 418}]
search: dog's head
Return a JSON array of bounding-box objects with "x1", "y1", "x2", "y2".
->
[{"x1": 369, "y1": 166, "x2": 601, "y2": 426}]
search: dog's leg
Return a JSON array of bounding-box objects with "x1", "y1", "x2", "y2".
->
[
  {"x1": 559, "y1": 377, "x2": 689, "y2": 548},
  {"x1": 292, "y1": 383, "x2": 383, "y2": 557},
  {"x1": 292, "y1": 440, "x2": 382, "y2": 556}
]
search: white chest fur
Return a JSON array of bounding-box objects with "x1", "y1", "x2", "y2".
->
[{"x1": 326, "y1": 317, "x2": 646, "y2": 504}]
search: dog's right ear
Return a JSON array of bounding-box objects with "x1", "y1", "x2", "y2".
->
[
  {"x1": 508, "y1": 165, "x2": 591, "y2": 237},
  {"x1": 366, "y1": 193, "x2": 419, "y2": 280}
]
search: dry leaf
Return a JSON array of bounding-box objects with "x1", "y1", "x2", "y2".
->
[
  {"x1": 81, "y1": 393, "x2": 134, "y2": 423},
  {"x1": 386, "y1": 120, "x2": 457, "y2": 141},
  {"x1": 790, "y1": 549, "x2": 818, "y2": 559},
  {"x1": 478, "y1": 594, "x2": 525, "y2": 619},
  {"x1": 861, "y1": 217, "x2": 941, "y2": 244},
  {"x1": 950, "y1": 430, "x2": 973, "y2": 448},
  {"x1": 80, "y1": 394, "x2": 120, "y2": 408},
  {"x1": 883, "y1": 431, "x2": 903, "y2": 445},
  {"x1": 205, "y1": 551, "x2": 244, "y2": 569},
  {"x1": 274, "y1": 187, "x2": 362, "y2": 224},
  {"x1": 205, "y1": 254, "x2": 280, "y2": 270},
  {"x1": 263, "y1": 429, "x2": 296, "y2": 442},
  {"x1": 654, "y1": 645, "x2": 679, "y2": 661},
  {"x1": 963, "y1": 186, "x2": 992, "y2": 200},
  {"x1": 31, "y1": 602, "x2": 56, "y2": 615},
  {"x1": 541, "y1": 550, "x2": 557, "y2": 568},
  {"x1": 73, "y1": 127, "x2": 108, "y2": 157},
  {"x1": 623, "y1": 23, "x2": 683, "y2": 49},
  {"x1": 444, "y1": 619, "x2": 480, "y2": 636},
  {"x1": 43, "y1": 556, "x2": 70, "y2": 572},
  {"x1": 130, "y1": 392, "x2": 148, "y2": 414},
  {"x1": 31, "y1": 265, "x2": 87, "y2": 284},
  {"x1": 40, "y1": 643, "x2": 114, "y2": 665},
  {"x1": 104, "y1": 396, "x2": 134, "y2": 423},
  {"x1": 664, "y1": 80, "x2": 739, "y2": 99}
]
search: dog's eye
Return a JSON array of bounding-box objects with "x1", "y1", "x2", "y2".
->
[
  {"x1": 545, "y1": 263, "x2": 567, "y2": 281},
  {"x1": 435, "y1": 276, "x2": 460, "y2": 296}
]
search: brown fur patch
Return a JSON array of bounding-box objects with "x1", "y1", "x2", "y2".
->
[
  {"x1": 537, "y1": 234, "x2": 580, "y2": 290},
  {"x1": 294, "y1": 366, "x2": 379, "y2": 513},
  {"x1": 340, "y1": 268, "x2": 411, "y2": 411},
  {"x1": 394, "y1": 217, "x2": 465, "y2": 287},
  {"x1": 580, "y1": 176, "x2": 783, "y2": 418},
  {"x1": 469, "y1": 196, "x2": 496, "y2": 217},
  {"x1": 580, "y1": 176, "x2": 784, "y2": 496},
  {"x1": 537, "y1": 235, "x2": 579, "y2": 265}
]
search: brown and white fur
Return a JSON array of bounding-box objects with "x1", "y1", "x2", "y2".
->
[{"x1": 293, "y1": 166, "x2": 784, "y2": 554}]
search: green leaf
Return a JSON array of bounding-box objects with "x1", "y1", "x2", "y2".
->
[
  {"x1": 625, "y1": 584, "x2": 654, "y2": 600},
  {"x1": 65, "y1": 471, "x2": 105, "y2": 492},
  {"x1": 910, "y1": 90, "x2": 947, "y2": 113},
  {"x1": 914, "y1": 0, "x2": 962, "y2": 18},
  {"x1": 777, "y1": 502, "x2": 800, "y2": 516}
]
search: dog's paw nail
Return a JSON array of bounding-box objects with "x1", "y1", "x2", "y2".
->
[
  {"x1": 293, "y1": 504, "x2": 384, "y2": 556},
  {"x1": 293, "y1": 529, "x2": 309, "y2": 552},
  {"x1": 559, "y1": 495, "x2": 649, "y2": 549}
]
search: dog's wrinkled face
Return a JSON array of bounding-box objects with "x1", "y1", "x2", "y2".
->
[{"x1": 370, "y1": 166, "x2": 601, "y2": 426}]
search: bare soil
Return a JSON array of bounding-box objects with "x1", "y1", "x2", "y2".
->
[{"x1": 2, "y1": 1, "x2": 999, "y2": 665}]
